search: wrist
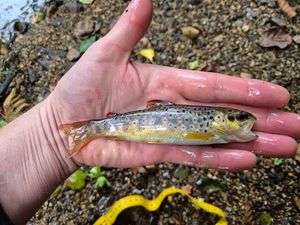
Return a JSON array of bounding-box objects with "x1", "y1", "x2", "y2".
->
[{"x1": 0, "y1": 96, "x2": 78, "y2": 224}]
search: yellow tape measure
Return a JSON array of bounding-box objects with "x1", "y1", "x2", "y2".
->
[{"x1": 93, "y1": 187, "x2": 227, "y2": 225}]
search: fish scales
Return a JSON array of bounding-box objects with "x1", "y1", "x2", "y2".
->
[{"x1": 60, "y1": 100, "x2": 257, "y2": 156}]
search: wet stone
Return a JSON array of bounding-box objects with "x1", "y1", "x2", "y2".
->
[
  {"x1": 174, "y1": 165, "x2": 190, "y2": 180},
  {"x1": 67, "y1": 48, "x2": 80, "y2": 61},
  {"x1": 74, "y1": 18, "x2": 95, "y2": 39}
]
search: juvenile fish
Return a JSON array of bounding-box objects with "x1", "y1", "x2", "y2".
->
[{"x1": 60, "y1": 100, "x2": 257, "y2": 156}]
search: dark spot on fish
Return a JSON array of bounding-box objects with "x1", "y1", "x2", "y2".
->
[
  {"x1": 185, "y1": 118, "x2": 189, "y2": 122},
  {"x1": 207, "y1": 112, "x2": 210, "y2": 115},
  {"x1": 209, "y1": 116, "x2": 213, "y2": 120},
  {"x1": 228, "y1": 115, "x2": 235, "y2": 121},
  {"x1": 206, "y1": 122, "x2": 209, "y2": 127},
  {"x1": 204, "y1": 129, "x2": 207, "y2": 133},
  {"x1": 203, "y1": 117, "x2": 207, "y2": 121},
  {"x1": 200, "y1": 124, "x2": 203, "y2": 128}
]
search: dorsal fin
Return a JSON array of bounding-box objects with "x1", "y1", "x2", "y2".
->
[
  {"x1": 106, "y1": 112, "x2": 119, "y2": 118},
  {"x1": 146, "y1": 100, "x2": 174, "y2": 108}
]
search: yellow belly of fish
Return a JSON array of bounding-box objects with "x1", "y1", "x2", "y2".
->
[{"x1": 107, "y1": 126, "x2": 214, "y2": 144}]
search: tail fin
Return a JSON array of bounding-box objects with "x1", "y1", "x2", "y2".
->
[{"x1": 59, "y1": 121, "x2": 92, "y2": 157}]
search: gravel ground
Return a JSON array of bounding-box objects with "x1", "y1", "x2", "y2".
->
[{"x1": 0, "y1": 0, "x2": 299, "y2": 224}]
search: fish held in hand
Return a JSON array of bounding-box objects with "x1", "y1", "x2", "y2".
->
[{"x1": 60, "y1": 100, "x2": 257, "y2": 156}]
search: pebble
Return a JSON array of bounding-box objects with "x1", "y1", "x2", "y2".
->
[
  {"x1": 181, "y1": 26, "x2": 200, "y2": 39},
  {"x1": 162, "y1": 171, "x2": 170, "y2": 179},
  {"x1": 292, "y1": 35, "x2": 300, "y2": 44},
  {"x1": 240, "y1": 72, "x2": 253, "y2": 79},
  {"x1": 74, "y1": 18, "x2": 95, "y2": 39},
  {"x1": 67, "y1": 48, "x2": 80, "y2": 61},
  {"x1": 174, "y1": 165, "x2": 189, "y2": 180},
  {"x1": 13, "y1": 21, "x2": 28, "y2": 34}
]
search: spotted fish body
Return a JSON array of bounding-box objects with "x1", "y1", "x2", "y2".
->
[{"x1": 61, "y1": 100, "x2": 257, "y2": 156}]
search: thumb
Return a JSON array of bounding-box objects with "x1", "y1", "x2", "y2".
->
[{"x1": 102, "y1": 0, "x2": 153, "y2": 55}]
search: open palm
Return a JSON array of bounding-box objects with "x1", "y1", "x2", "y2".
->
[{"x1": 51, "y1": 0, "x2": 299, "y2": 171}]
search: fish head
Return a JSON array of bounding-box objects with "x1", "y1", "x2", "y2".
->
[{"x1": 212, "y1": 109, "x2": 257, "y2": 142}]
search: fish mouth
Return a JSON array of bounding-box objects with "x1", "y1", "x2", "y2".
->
[{"x1": 234, "y1": 118, "x2": 257, "y2": 142}]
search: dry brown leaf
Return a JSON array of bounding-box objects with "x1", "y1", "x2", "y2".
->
[
  {"x1": 277, "y1": 0, "x2": 297, "y2": 18},
  {"x1": 259, "y1": 27, "x2": 292, "y2": 49},
  {"x1": 294, "y1": 196, "x2": 300, "y2": 211},
  {"x1": 181, "y1": 184, "x2": 192, "y2": 194},
  {"x1": 243, "y1": 197, "x2": 256, "y2": 225},
  {"x1": 3, "y1": 88, "x2": 30, "y2": 122}
]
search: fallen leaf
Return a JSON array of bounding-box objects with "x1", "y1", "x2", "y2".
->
[
  {"x1": 65, "y1": 169, "x2": 87, "y2": 190},
  {"x1": 188, "y1": 60, "x2": 199, "y2": 70},
  {"x1": 3, "y1": 88, "x2": 30, "y2": 122},
  {"x1": 259, "y1": 27, "x2": 292, "y2": 49},
  {"x1": 259, "y1": 212, "x2": 273, "y2": 225},
  {"x1": 277, "y1": 0, "x2": 297, "y2": 18},
  {"x1": 50, "y1": 185, "x2": 62, "y2": 199},
  {"x1": 79, "y1": 0, "x2": 94, "y2": 4},
  {"x1": 31, "y1": 12, "x2": 44, "y2": 24},
  {"x1": 273, "y1": 158, "x2": 283, "y2": 166},
  {"x1": 181, "y1": 184, "x2": 192, "y2": 194},
  {"x1": 88, "y1": 166, "x2": 102, "y2": 178},
  {"x1": 137, "y1": 48, "x2": 155, "y2": 62},
  {"x1": 0, "y1": 120, "x2": 7, "y2": 128},
  {"x1": 80, "y1": 35, "x2": 96, "y2": 53}
]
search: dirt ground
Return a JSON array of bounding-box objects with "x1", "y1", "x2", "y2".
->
[{"x1": 0, "y1": 0, "x2": 299, "y2": 224}]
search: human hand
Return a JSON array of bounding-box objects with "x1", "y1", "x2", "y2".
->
[{"x1": 51, "y1": 0, "x2": 299, "y2": 171}]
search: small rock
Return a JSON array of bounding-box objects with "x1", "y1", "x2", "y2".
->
[
  {"x1": 242, "y1": 24, "x2": 250, "y2": 32},
  {"x1": 67, "y1": 48, "x2": 80, "y2": 61},
  {"x1": 271, "y1": 17, "x2": 286, "y2": 26},
  {"x1": 74, "y1": 18, "x2": 95, "y2": 39},
  {"x1": 174, "y1": 165, "x2": 189, "y2": 180},
  {"x1": 64, "y1": 0, "x2": 82, "y2": 13},
  {"x1": 213, "y1": 34, "x2": 224, "y2": 42},
  {"x1": 13, "y1": 21, "x2": 28, "y2": 34},
  {"x1": 292, "y1": 35, "x2": 300, "y2": 44},
  {"x1": 28, "y1": 67, "x2": 38, "y2": 83},
  {"x1": 187, "y1": 0, "x2": 202, "y2": 5},
  {"x1": 0, "y1": 41, "x2": 8, "y2": 55},
  {"x1": 181, "y1": 26, "x2": 200, "y2": 39},
  {"x1": 162, "y1": 171, "x2": 170, "y2": 179},
  {"x1": 240, "y1": 72, "x2": 253, "y2": 79}
]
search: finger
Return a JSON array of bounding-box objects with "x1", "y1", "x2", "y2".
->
[
  {"x1": 101, "y1": 0, "x2": 152, "y2": 56},
  {"x1": 141, "y1": 63, "x2": 290, "y2": 108},
  {"x1": 221, "y1": 132, "x2": 298, "y2": 158},
  {"x1": 75, "y1": 138, "x2": 256, "y2": 172}
]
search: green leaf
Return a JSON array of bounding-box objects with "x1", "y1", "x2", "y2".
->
[
  {"x1": 94, "y1": 176, "x2": 111, "y2": 189},
  {"x1": 137, "y1": 48, "x2": 155, "y2": 62},
  {"x1": 79, "y1": 0, "x2": 94, "y2": 4},
  {"x1": 80, "y1": 35, "x2": 97, "y2": 53},
  {"x1": 273, "y1": 158, "x2": 283, "y2": 166},
  {"x1": 0, "y1": 120, "x2": 7, "y2": 128},
  {"x1": 188, "y1": 60, "x2": 199, "y2": 70},
  {"x1": 31, "y1": 12, "x2": 44, "y2": 24},
  {"x1": 65, "y1": 170, "x2": 87, "y2": 190},
  {"x1": 259, "y1": 212, "x2": 273, "y2": 225},
  {"x1": 88, "y1": 166, "x2": 102, "y2": 178}
]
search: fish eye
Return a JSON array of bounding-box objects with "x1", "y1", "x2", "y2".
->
[
  {"x1": 236, "y1": 113, "x2": 248, "y2": 121},
  {"x1": 227, "y1": 115, "x2": 235, "y2": 121}
]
